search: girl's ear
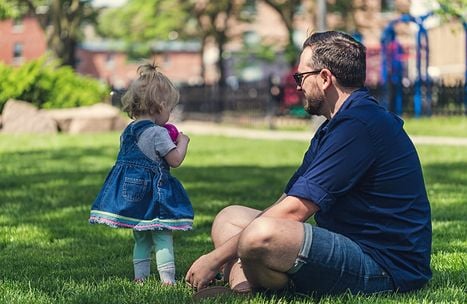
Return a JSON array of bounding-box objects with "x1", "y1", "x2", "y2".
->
[{"x1": 152, "y1": 103, "x2": 163, "y2": 114}]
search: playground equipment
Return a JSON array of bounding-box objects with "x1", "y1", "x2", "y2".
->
[
  {"x1": 380, "y1": 13, "x2": 431, "y2": 117},
  {"x1": 380, "y1": 11, "x2": 467, "y2": 116}
]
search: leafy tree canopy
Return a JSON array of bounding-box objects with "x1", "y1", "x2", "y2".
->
[
  {"x1": 97, "y1": 0, "x2": 188, "y2": 57},
  {"x1": 436, "y1": 0, "x2": 467, "y2": 20},
  {"x1": 0, "y1": 1, "x2": 19, "y2": 19}
]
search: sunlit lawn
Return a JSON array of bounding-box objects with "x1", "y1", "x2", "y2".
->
[
  {"x1": 402, "y1": 116, "x2": 467, "y2": 137},
  {"x1": 0, "y1": 117, "x2": 466, "y2": 303},
  {"x1": 246, "y1": 115, "x2": 467, "y2": 138}
]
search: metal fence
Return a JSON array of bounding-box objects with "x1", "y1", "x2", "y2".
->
[
  {"x1": 178, "y1": 81, "x2": 466, "y2": 118},
  {"x1": 369, "y1": 81, "x2": 466, "y2": 116},
  {"x1": 112, "y1": 81, "x2": 466, "y2": 127}
]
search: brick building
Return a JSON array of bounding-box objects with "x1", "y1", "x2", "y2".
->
[
  {"x1": 76, "y1": 41, "x2": 140, "y2": 89},
  {"x1": 0, "y1": 16, "x2": 47, "y2": 66},
  {"x1": 75, "y1": 40, "x2": 203, "y2": 88}
]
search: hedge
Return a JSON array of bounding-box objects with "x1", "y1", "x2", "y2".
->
[{"x1": 0, "y1": 57, "x2": 109, "y2": 112}]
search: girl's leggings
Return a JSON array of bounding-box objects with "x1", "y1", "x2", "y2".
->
[{"x1": 132, "y1": 230, "x2": 174, "y2": 281}]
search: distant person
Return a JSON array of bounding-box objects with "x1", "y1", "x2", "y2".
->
[
  {"x1": 281, "y1": 65, "x2": 299, "y2": 104},
  {"x1": 90, "y1": 63, "x2": 193, "y2": 285},
  {"x1": 186, "y1": 31, "x2": 432, "y2": 299}
]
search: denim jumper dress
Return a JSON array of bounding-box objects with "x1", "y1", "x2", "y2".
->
[{"x1": 89, "y1": 120, "x2": 194, "y2": 231}]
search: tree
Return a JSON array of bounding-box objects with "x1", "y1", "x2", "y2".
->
[
  {"x1": 327, "y1": 0, "x2": 354, "y2": 31},
  {"x1": 100, "y1": 0, "x2": 244, "y2": 86},
  {"x1": 0, "y1": 0, "x2": 97, "y2": 67},
  {"x1": 97, "y1": 0, "x2": 188, "y2": 59},
  {"x1": 0, "y1": 1, "x2": 18, "y2": 19},
  {"x1": 435, "y1": 0, "x2": 467, "y2": 21},
  {"x1": 181, "y1": 0, "x2": 238, "y2": 86},
  {"x1": 261, "y1": 0, "x2": 303, "y2": 66}
]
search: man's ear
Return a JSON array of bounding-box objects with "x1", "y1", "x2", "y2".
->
[{"x1": 320, "y1": 69, "x2": 333, "y2": 90}]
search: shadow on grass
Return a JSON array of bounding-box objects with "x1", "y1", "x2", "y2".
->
[
  {"x1": 1, "y1": 147, "x2": 466, "y2": 301},
  {"x1": 0, "y1": 146, "x2": 295, "y2": 296},
  {"x1": 423, "y1": 161, "x2": 467, "y2": 222}
]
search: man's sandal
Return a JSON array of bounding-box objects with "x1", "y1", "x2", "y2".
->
[{"x1": 192, "y1": 282, "x2": 252, "y2": 302}]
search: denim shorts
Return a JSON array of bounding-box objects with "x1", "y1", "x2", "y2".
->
[{"x1": 287, "y1": 223, "x2": 395, "y2": 296}]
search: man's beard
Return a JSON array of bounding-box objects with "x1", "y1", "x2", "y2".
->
[{"x1": 304, "y1": 96, "x2": 323, "y2": 116}]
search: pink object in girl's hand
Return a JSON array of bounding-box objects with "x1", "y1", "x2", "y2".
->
[{"x1": 163, "y1": 123, "x2": 179, "y2": 143}]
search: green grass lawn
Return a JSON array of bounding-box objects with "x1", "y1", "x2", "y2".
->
[
  {"x1": 402, "y1": 116, "x2": 467, "y2": 138},
  {"x1": 235, "y1": 115, "x2": 467, "y2": 138},
  {"x1": 0, "y1": 126, "x2": 466, "y2": 303}
]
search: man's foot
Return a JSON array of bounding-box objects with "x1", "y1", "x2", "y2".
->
[{"x1": 133, "y1": 278, "x2": 145, "y2": 285}]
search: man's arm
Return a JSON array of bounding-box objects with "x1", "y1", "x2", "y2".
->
[
  {"x1": 184, "y1": 194, "x2": 286, "y2": 288},
  {"x1": 261, "y1": 195, "x2": 319, "y2": 221},
  {"x1": 185, "y1": 195, "x2": 319, "y2": 289}
]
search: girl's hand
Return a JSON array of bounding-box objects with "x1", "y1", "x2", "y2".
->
[{"x1": 176, "y1": 132, "x2": 190, "y2": 145}]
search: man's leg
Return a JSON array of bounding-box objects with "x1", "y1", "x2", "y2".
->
[
  {"x1": 237, "y1": 220, "x2": 395, "y2": 296},
  {"x1": 210, "y1": 205, "x2": 260, "y2": 289},
  {"x1": 237, "y1": 216, "x2": 304, "y2": 290},
  {"x1": 211, "y1": 205, "x2": 260, "y2": 246},
  {"x1": 286, "y1": 225, "x2": 395, "y2": 296}
]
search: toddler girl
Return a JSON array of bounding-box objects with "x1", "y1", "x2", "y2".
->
[{"x1": 89, "y1": 63, "x2": 194, "y2": 285}]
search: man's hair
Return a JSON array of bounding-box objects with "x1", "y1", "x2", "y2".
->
[
  {"x1": 302, "y1": 31, "x2": 366, "y2": 88},
  {"x1": 121, "y1": 63, "x2": 180, "y2": 119}
]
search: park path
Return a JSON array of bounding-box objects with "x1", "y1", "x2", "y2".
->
[{"x1": 177, "y1": 120, "x2": 467, "y2": 146}]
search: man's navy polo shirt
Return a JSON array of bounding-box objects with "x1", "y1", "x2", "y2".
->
[{"x1": 285, "y1": 88, "x2": 432, "y2": 292}]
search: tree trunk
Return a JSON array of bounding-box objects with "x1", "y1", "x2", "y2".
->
[
  {"x1": 31, "y1": 0, "x2": 84, "y2": 67},
  {"x1": 216, "y1": 35, "x2": 227, "y2": 87},
  {"x1": 200, "y1": 36, "x2": 207, "y2": 84},
  {"x1": 262, "y1": 0, "x2": 301, "y2": 67}
]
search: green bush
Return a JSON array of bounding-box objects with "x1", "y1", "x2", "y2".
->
[{"x1": 0, "y1": 57, "x2": 109, "y2": 112}]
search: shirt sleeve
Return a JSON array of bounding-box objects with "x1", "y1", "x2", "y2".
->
[
  {"x1": 284, "y1": 145, "x2": 315, "y2": 192},
  {"x1": 286, "y1": 117, "x2": 376, "y2": 213},
  {"x1": 153, "y1": 126, "x2": 177, "y2": 157}
]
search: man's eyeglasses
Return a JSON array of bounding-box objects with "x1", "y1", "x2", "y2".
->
[{"x1": 293, "y1": 70, "x2": 322, "y2": 87}]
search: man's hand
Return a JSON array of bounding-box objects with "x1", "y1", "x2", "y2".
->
[{"x1": 185, "y1": 253, "x2": 221, "y2": 290}]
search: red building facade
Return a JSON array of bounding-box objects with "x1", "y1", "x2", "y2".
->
[
  {"x1": 76, "y1": 41, "x2": 203, "y2": 88},
  {"x1": 75, "y1": 43, "x2": 140, "y2": 89},
  {"x1": 0, "y1": 16, "x2": 47, "y2": 65}
]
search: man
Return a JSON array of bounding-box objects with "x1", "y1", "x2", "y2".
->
[{"x1": 185, "y1": 31, "x2": 432, "y2": 297}]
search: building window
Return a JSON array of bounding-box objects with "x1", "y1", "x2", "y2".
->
[
  {"x1": 163, "y1": 53, "x2": 171, "y2": 67},
  {"x1": 12, "y1": 18, "x2": 24, "y2": 32},
  {"x1": 13, "y1": 43, "x2": 23, "y2": 64},
  {"x1": 382, "y1": 0, "x2": 395, "y2": 12},
  {"x1": 240, "y1": 0, "x2": 256, "y2": 21},
  {"x1": 105, "y1": 53, "x2": 115, "y2": 69}
]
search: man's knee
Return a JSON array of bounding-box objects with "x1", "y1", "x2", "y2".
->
[
  {"x1": 214, "y1": 205, "x2": 243, "y2": 223},
  {"x1": 212, "y1": 205, "x2": 258, "y2": 231},
  {"x1": 237, "y1": 217, "x2": 276, "y2": 260},
  {"x1": 212, "y1": 205, "x2": 247, "y2": 243}
]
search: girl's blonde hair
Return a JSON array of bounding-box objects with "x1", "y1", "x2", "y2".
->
[{"x1": 121, "y1": 63, "x2": 180, "y2": 119}]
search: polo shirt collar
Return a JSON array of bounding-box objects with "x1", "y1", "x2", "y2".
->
[
  {"x1": 318, "y1": 87, "x2": 372, "y2": 133},
  {"x1": 336, "y1": 87, "x2": 372, "y2": 115}
]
